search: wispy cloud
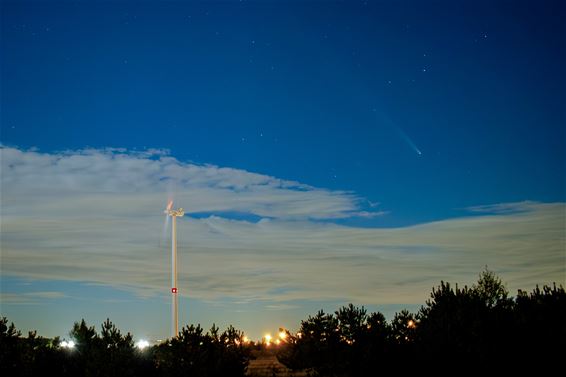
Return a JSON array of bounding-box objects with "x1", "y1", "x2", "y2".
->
[
  {"x1": 465, "y1": 201, "x2": 540, "y2": 215},
  {"x1": 1, "y1": 291, "x2": 67, "y2": 304},
  {"x1": 1, "y1": 146, "x2": 374, "y2": 220},
  {"x1": 1, "y1": 146, "x2": 564, "y2": 309}
]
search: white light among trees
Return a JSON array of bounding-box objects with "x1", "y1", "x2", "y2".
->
[
  {"x1": 136, "y1": 339, "x2": 150, "y2": 350},
  {"x1": 60, "y1": 340, "x2": 75, "y2": 349}
]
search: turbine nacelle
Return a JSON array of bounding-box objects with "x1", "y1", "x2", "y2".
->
[
  {"x1": 165, "y1": 200, "x2": 184, "y2": 217},
  {"x1": 165, "y1": 208, "x2": 184, "y2": 217}
]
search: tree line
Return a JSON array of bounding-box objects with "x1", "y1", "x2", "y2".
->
[
  {"x1": 276, "y1": 269, "x2": 565, "y2": 375},
  {"x1": 1, "y1": 269, "x2": 564, "y2": 376},
  {"x1": 0, "y1": 318, "x2": 250, "y2": 377}
]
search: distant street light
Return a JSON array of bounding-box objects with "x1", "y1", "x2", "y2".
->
[
  {"x1": 135, "y1": 339, "x2": 150, "y2": 350},
  {"x1": 60, "y1": 340, "x2": 75, "y2": 349}
]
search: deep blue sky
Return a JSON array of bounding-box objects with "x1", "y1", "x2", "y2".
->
[
  {"x1": 1, "y1": 1, "x2": 565, "y2": 341},
  {"x1": 2, "y1": 0, "x2": 565, "y2": 226}
]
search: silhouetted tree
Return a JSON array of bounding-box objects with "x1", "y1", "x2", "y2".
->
[
  {"x1": 335, "y1": 304, "x2": 367, "y2": 344},
  {"x1": 276, "y1": 309, "x2": 343, "y2": 376},
  {"x1": 70, "y1": 319, "x2": 99, "y2": 352},
  {"x1": 513, "y1": 283, "x2": 566, "y2": 371},
  {"x1": 0, "y1": 318, "x2": 67, "y2": 377},
  {"x1": 417, "y1": 268, "x2": 516, "y2": 371},
  {"x1": 334, "y1": 304, "x2": 367, "y2": 376},
  {"x1": 22, "y1": 331, "x2": 66, "y2": 376},
  {"x1": 98, "y1": 318, "x2": 138, "y2": 377},
  {"x1": 388, "y1": 309, "x2": 418, "y2": 371},
  {"x1": 153, "y1": 323, "x2": 249, "y2": 377},
  {"x1": 0, "y1": 317, "x2": 22, "y2": 376},
  {"x1": 390, "y1": 309, "x2": 417, "y2": 346},
  {"x1": 65, "y1": 318, "x2": 154, "y2": 377},
  {"x1": 473, "y1": 267, "x2": 511, "y2": 308},
  {"x1": 277, "y1": 305, "x2": 393, "y2": 376},
  {"x1": 361, "y1": 311, "x2": 391, "y2": 367}
]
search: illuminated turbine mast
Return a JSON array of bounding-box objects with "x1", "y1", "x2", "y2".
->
[{"x1": 165, "y1": 205, "x2": 184, "y2": 338}]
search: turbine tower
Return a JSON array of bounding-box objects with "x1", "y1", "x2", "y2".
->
[{"x1": 165, "y1": 203, "x2": 184, "y2": 338}]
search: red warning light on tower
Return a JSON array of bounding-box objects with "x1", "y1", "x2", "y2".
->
[{"x1": 171, "y1": 287, "x2": 177, "y2": 294}]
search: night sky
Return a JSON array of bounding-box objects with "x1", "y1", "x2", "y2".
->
[{"x1": 1, "y1": 0, "x2": 565, "y2": 342}]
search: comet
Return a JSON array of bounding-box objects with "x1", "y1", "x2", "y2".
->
[
  {"x1": 373, "y1": 108, "x2": 423, "y2": 157},
  {"x1": 393, "y1": 125, "x2": 422, "y2": 156}
]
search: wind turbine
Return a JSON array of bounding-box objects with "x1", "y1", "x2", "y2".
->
[{"x1": 164, "y1": 200, "x2": 184, "y2": 338}]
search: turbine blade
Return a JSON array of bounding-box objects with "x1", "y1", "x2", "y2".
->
[{"x1": 161, "y1": 214, "x2": 170, "y2": 246}]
